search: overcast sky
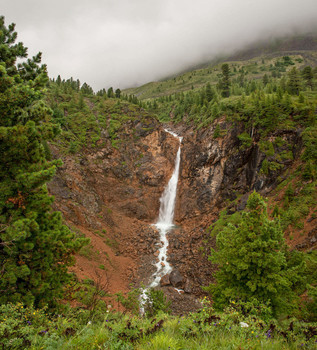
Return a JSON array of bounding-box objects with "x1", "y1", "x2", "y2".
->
[{"x1": 2, "y1": 0, "x2": 317, "y2": 90}]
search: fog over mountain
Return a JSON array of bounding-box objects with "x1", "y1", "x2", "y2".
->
[{"x1": 2, "y1": 0, "x2": 317, "y2": 90}]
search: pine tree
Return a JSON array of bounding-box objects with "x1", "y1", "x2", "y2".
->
[
  {"x1": 220, "y1": 63, "x2": 230, "y2": 98},
  {"x1": 80, "y1": 82, "x2": 94, "y2": 95},
  {"x1": 115, "y1": 88, "x2": 121, "y2": 99},
  {"x1": 205, "y1": 83, "x2": 213, "y2": 102},
  {"x1": 0, "y1": 16, "x2": 86, "y2": 307},
  {"x1": 208, "y1": 192, "x2": 304, "y2": 316},
  {"x1": 287, "y1": 67, "x2": 301, "y2": 95},
  {"x1": 302, "y1": 66, "x2": 313, "y2": 89},
  {"x1": 107, "y1": 87, "x2": 114, "y2": 98},
  {"x1": 262, "y1": 73, "x2": 269, "y2": 86}
]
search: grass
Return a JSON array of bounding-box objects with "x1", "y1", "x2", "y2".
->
[{"x1": 1, "y1": 303, "x2": 316, "y2": 349}]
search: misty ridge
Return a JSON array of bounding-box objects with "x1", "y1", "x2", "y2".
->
[
  {"x1": 55, "y1": 24, "x2": 317, "y2": 90},
  {"x1": 158, "y1": 28, "x2": 317, "y2": 82},
  {"x1": 2, "y1": 0, "x2": 317, "y2": 90}
]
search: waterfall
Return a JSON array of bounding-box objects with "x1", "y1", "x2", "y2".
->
[
  {"x1": 149, "y1": 129, "x2": 182, "y2": 287},
  {"x1": 140, "y1": 129, "x2": 182, "y2": 312}
]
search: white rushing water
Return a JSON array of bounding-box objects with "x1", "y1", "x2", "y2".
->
[{"x1": 140, "y1": 129, "x2": 182, "y2": 312}]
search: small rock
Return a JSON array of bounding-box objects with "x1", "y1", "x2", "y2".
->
[
  {"x1": 160, "y1": 274, "x2": 170, "y2": 286},
  {"x1": 184, "y1": 278, "x2": 192, "y2": 293}
]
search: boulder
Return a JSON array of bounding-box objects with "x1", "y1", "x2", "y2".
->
[{"x1": 169, "y1": 269, "x2": 184, "y2": 288}]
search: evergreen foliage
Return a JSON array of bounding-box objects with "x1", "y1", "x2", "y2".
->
[
  {"x1": 207, "y1": 192, "x2": 305, "y2": 316},
  {"x1": 302, "y1": 66, "x2": 313, "y2": 89},
  {"x1": 287, "y1": 67, "x2": 301, "y2": 95},
  {"x1": 80, "y1": 82, "x2": 94, "y2": 95},
  {"x1": 220, "y1": 63, "x2": 231, "y2": 97},
  {"x1": 0, "y1": 16, "x2": 85, "y2": 307}
]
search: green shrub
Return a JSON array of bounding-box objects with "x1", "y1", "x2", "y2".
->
[
  {"x1": 238, "y1": 132, "x2": 252, "y2": 149},
  {"x1": 207, "y1": 192, "x2": 304, "y2": 316},
  {"x1": 143, "y1": 289, "x2": 171, "y2": 317}
]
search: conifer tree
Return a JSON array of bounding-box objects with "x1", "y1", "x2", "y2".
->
[
  {"x1": 208, "y1": 192, "x2": 304, "y2": 316},
  {"x1": 107, "y1": 87, "x2": 114, "y2": 98},
  {"x1": 115, "y1": 88, "x2": 121, "y2": 99},
  {"x1": 0, "y1": 16, "x2": 85, "y2": 307},
  {"x1": 287, "y1": 67, "x2": 301, "y2": 95},
  {"x1": 302, "y1": 66, "x2": 313, "y2": 89},
  {"x1": 220, "y1": 63, "x2": 231, "y2": 98},
  {"x1": 205, "y1": 83, "x2": 213, "y2": 102},
  {"x1": 80, "y1": 82, "x2": 94, "y2": 95}
]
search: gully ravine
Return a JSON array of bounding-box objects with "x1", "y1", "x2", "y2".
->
[{"x1": 140, "y1": 130, "x2": 182, "y2": 312}]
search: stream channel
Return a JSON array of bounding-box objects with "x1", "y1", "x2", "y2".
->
[{"x1": 140, "y1": 129, "x2": 182, "y2": 311}]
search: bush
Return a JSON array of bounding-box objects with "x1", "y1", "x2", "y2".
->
[
  {"x1": 143, "y1": 289, "x2": 171, "y2": 318},
  {"x1": 207, "y1": 192, "x2": 304, "y2": 316},
  {"x1": 238, "y1": 132, "x2": 252, "y2": 149}
]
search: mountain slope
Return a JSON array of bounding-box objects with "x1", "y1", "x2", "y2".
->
[{"x1": 123, "y1": 33, "x2": 317, "y2": 100}]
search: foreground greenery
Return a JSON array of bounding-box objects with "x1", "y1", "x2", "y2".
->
[{"x1": 1, "y1": 299, "x2": 316, "y2": 349}]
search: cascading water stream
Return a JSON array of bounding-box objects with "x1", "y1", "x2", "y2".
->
[
  {"x1": 150, "y1": 130, "x2": 182, "y2": 287},
  {"x1": 140, "y1": 129, "x2": 182, "y2": 312}
]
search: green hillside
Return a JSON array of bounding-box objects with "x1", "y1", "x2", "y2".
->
[{"x1": 123, "y1": 34, "x2": 317, "y2": 100}]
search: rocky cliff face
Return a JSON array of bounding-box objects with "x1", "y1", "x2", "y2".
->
[
  {"x1": 48, "y1": 118, "x2": 180, "y2": 295},
  {"x1": 48, "y1": 114, "x2": 310, "y2": 311},
  {"x1": 176, "y1": 117, "x2": 302, "y2": 221}
]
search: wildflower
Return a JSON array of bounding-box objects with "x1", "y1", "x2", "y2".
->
[
  {"x1": 240, "y1": 322, "x2": 249, "y2": 328},
  {"x1": 265, "y1": 329, "x2": 272, "y2": 339}
]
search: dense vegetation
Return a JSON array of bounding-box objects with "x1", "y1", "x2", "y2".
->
[
  {"x1": 0, "y1": 15, "x2": 316, "y2": 349},
  {"x1": 46, "y1": 76, "x2": 154, "y2": 153},
  {"x1": 1, "y1": 300, "x2": 317, "y2": 349},
  {"x1": 0, "y1": 17, "x2": 86, "y2": 307}
]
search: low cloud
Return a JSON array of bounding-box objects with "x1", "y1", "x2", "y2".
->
[{"x1": 2, "y1": 0, "x2": 317, "y2": 90}]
